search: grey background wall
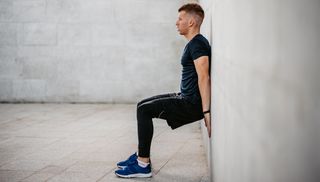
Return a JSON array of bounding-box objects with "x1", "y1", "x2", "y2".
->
[
  {"x1": 199, "y1": 0, "x2": 320, "y2": 182},
  {"x1": 2, "y1": 0, "x2": 320, "y2": 181},
  {"x1": 0, "y1": 0, "x2": 194, "y2": 103}
]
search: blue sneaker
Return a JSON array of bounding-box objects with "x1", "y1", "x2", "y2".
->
[
  {"x1": 115, "y1": 159, "x2": 152, "y2": 178},
  {"x1": 117, "y1": 153, "x2": 138, "y2": 169}
]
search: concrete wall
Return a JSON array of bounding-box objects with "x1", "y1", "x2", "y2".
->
[
  {"x1": 199, "y1": 0, "x2": 320, "y2": 182},
  {"x1": 0, "y1": 0, "x2": 192, "y2": 103}
]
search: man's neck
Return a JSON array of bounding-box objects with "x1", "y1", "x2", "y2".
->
[{"x1": 185, "y1": 29, "x2": 200, "y2": 41}]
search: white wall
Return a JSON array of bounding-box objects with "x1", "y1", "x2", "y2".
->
[
  {"x1": 0, "y1": 0, "x2": 191, "y2": 103},
  {"x1": 200, "y1": 0, "x2": 320, "y2": 181}
]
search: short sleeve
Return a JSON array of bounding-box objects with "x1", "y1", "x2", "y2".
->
[{"x1": 189, "y1": 39, "x2": 210, "y2": 61}]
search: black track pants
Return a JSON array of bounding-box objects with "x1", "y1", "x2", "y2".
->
[{"x1": 136, "y1": 92, "x2": 203, "y2": 158}]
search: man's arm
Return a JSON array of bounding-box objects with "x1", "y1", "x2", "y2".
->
[{"x1": 194, "y1": 56, "x2": 211, "y2": 138}]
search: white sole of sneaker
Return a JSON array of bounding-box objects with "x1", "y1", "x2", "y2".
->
[
  {"x1": 115, "y1": 172, "x2": 152, "y2": 178},
  {"x1": 117, "y1": 165, "x2": 152, "y2": 170}
]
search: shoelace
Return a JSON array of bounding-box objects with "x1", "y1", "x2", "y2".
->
[
  {"x1": 123, "y1": 160, "x2": 138, "y2": 173},
  {"x1": 127, "y1": 159, "x2": 137, "y2": 166}
]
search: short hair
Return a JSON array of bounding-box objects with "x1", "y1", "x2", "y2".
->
[{"x1": 178, "y1": 3, "x2": 205, "y2": 25}]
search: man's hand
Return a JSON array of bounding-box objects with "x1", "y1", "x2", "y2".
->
[{"x1": 204, "y1": 113, "x2": 211, "y2": 138}]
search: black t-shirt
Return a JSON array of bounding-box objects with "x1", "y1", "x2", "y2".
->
[{"x1": 180, "y1": 34, "x2": 211, "y2": 104}]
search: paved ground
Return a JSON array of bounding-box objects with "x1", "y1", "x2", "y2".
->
[{"x1": 0, "y1": 104, "x2": 209, "y2": 182}]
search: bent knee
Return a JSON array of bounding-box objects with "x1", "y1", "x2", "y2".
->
[
  {"x1": 137, "y1": 98, "x2": 148, "y2": 107},
  {"x1": 137, "y1": 102, "x2": 151, "y2": 114}
]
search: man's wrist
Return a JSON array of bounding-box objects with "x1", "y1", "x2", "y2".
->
[{"x1": 203, "y1": 110, "x2": 210, "y2": 115}]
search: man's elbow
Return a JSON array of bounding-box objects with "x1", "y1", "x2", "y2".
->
[{"x1": 198, "y1": 74, "x2": 210, "y2": 84}]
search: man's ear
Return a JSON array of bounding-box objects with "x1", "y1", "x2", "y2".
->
[{"x1": 188, "y1": 17, "x2": 195, "y2": 27}]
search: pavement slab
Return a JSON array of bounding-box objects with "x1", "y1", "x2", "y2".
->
[{"x1": 0, "y1": 104, "x2": 208, "y2": 182}]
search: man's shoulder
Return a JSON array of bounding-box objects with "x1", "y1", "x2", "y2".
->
[{"x1": 189, "y1": 34, "x2": 210, "y2": 47}]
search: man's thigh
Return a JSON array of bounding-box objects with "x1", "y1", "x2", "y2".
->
[
  {"x1": 137, "y1": 93, "x2": 177, "y2": 107},
  {"x1": 159, "y1": 97, "x2": 203, "y2": 121},
  {"x1": 140, "y1": 95, "x2": 203, "y2": 129}
]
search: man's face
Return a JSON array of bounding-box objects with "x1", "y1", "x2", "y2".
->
[{"x1": 176, "y1": 11, "x2": 190, "y2": 35}]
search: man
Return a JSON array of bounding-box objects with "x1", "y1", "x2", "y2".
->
[{"x1": 115, "y1": 3, "x2": 211, "y2": 178}]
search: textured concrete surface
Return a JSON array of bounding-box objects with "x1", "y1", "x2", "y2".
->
[
  {"x1": 199, "y1": 0, "x2": 320, "y2": 181},
  {"x1": 0, "y1": 0, "x2": 193, "y2": 103},
  {"x1": 0, "y1": 104, "x2": 209, "y2": 182}
]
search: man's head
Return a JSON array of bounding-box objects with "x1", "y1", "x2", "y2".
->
[{"x1": 176, "y1": 3, "x2": 205, "y2": 35}]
